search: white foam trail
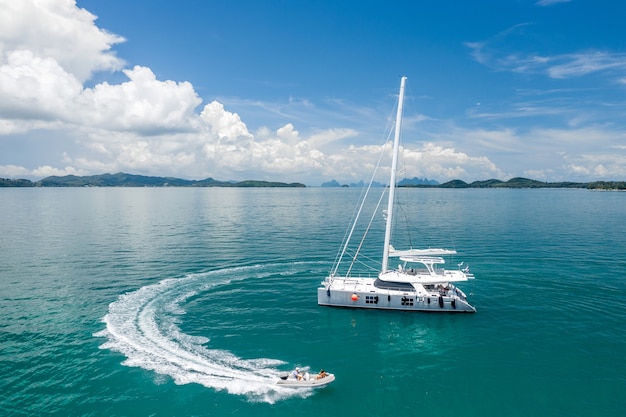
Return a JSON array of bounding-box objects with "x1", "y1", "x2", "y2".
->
[{"x1": 95, "y1": 266, "x2": 313, "y2": 403}]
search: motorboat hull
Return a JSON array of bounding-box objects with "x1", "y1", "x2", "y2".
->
[{"x1": 276, "y1": 373, "x2": 335, "y2": 388}]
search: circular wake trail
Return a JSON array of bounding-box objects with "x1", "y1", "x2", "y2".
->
[{"x1": 95, "y1": 266, "x2": 312, "y2": 403}]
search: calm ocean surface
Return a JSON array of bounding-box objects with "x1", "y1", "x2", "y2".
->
[{"x1": 1, "y1": 187, "x2": 625, "y2": 416}]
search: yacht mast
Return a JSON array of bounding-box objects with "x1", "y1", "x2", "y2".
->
[{"x1": 381, "y1": 76, "x2": 406, "y2": 273}]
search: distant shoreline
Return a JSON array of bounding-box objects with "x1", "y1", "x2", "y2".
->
[
  {"x1": 403, "y1": 177, "x2": 626, "y2": 190},
  {"x1": 0, "y1": 173, "x2": 305, "y2": 188},
  {"x1": 1, "y1": 173, "x2": 625, "y2": 190}
]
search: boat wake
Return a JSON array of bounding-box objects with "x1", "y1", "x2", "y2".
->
[{"x1": 95, "y1": 265, "x2": 314, "y2": 403}]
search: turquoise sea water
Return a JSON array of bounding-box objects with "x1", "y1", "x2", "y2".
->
[{"x1": 1, "y1": 187, "x2": 625, "y2": 416}]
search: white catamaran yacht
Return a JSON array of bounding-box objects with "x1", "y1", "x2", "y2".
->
[{"x1": 317, "y1": 77, "x2": 476, "y2": 313}]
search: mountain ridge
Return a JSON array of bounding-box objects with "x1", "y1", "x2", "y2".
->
[
  {"x1": 1, "y1": 173, "x2": 305, "y2": 188},
  {"x1": 1, "y1": 174, "x2": 625, "y2": 190}
]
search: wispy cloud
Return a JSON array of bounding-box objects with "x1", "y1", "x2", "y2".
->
[
  {"x1": 465, "y1": 23, "x2": 535, "y2": 67},
  {"x1": 467, "y1": 104, "x2": 567, "y2": 120},
  {"x1": 466, "y1": 24, "x2": 626, "y2": 80},
  {"x1": 547, "y1": 51, "x2": 626, "y2": 78},
  {"x1": 536, "y1": 0, "x2": 572, "y2": 6}
]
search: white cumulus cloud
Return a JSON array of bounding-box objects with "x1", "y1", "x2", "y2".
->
[
  {"x1": 0, "y1": 49, "x2": 83, "y2": 121},
  {"x1": 0, "y1": 0, "x2": 506, "y2": 185},
  {"x1": 0, "y1": 0, "x2": 125, "y2": 82},
  {"x1": 77, "y1": 66, "x2": 202, "y2": 133}
]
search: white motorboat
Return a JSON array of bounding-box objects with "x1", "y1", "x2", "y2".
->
[
  {"x1": 317, "y1": 77, "x2": 476, "y2": 313},
  {"x1": 276, "y1": 371, "x2": 335, "y2": 388}
]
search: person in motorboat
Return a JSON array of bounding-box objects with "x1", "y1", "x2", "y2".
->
[
  {"x1": 291, "y1": 367, "x2": 303, "y2": 380},
  {"x1": 316, "y1": 369, "x2": 329, "y2": 380}
]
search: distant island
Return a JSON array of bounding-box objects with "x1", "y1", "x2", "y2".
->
[
  {"x1": 1, "y1": 174, "x2": 624, "y2": 190},
  {"x1": 0, "y1": 173, "x2": 305, "y2": 188},
  {"x1": 322, "y1": 176, "x2": 625, "y2": 190},
  {"x1": 430, "y1": 177, "x2": 626, "y2": 190},
  {"x1": 322, "y1": 177, "x2": 438, "y2": 187}
]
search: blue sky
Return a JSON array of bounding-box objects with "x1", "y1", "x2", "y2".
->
[{"x1": 1, "y1": 0, "x2": 626, "y2": 185}]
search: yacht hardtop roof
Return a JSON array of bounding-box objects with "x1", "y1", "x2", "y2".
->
[
  {"x1": 389, "y1": 246, "x2": 457, "y2": 257},
  {"x1": 399, "y1": 256, "x2": 446, "y2": 264}
]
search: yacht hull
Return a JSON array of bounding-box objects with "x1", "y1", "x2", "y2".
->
[{"x1": 317, "y1": 278, "x2": 475, "y2": 313}]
